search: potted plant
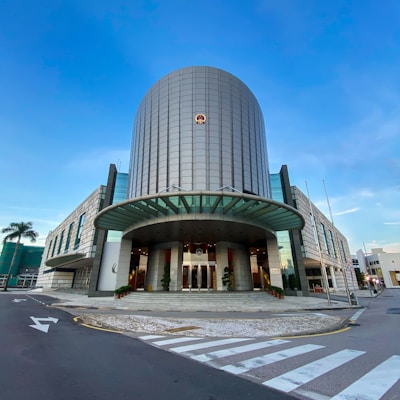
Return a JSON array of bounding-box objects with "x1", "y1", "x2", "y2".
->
[
  {"x1": 288, "y1": 273, "x2": 299, "y2": 291},
  {"x1": 222, "y1": 266, "x2": 234, "y2": 291},
  {"x1": 114, "y1": 287, "x2": 122, "y2": 299},
  {"x1": 114, "y1": 285, "x2": 132, "y2": 299},
  {"x1": 161, "y1": 263, "x2": 171, "y2": 291}
]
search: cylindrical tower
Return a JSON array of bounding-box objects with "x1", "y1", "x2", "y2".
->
[
  {"x1": 95, "y1": 66, "x2": 304, "y2": 293},
  {"x1": 128, "y1": 66, "x2": 271, "y2": 198}
]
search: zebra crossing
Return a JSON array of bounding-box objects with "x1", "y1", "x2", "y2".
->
[{"x1": 138, "y1": 334, "x2": 400, "y2": 399}]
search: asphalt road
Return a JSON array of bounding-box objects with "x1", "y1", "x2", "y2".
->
[
  {"x1": 131, "y1": 289, "x2": 400, "y2": 400},
  {"x1": 44, "y1": 290, "x2": 400, "y2": 400},
  {"x1": 0, "y1": 292, "x2": 296, "y2": 400},
  {"x1": 257, "y1": 289, "x2": 400, "y2": 399},
  {"x1": 51, "y1": 289, "x2": 400, "y2": 400}
]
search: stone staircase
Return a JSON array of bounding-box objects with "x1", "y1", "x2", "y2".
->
[{"x1": 117, "y1": 290, "x2": 279, "y2": 312}]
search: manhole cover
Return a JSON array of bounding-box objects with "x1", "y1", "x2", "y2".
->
[{"x1": 387, "y1": 308, "x2": 400, "y2": 314}]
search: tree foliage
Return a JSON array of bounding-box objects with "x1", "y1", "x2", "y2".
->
[{"x1": 1, "y1": 222, "x2": 38, "y2": 291}]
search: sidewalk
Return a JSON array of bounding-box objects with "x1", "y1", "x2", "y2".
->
[
  {"x1": 27, "y1": 288, "x2": 368, "y2": 338},
  {"x1": 32, "y1": 288, "x2": 359, "y2": 311}
]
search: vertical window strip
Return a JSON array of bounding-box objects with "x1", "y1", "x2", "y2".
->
[
  {"x1": 329, "y1": 230, "x2": 337, "y2": 258},
  {"x1": 51, "y1": 236, "x2": 58, "y2": 257},
  {"x1": 46, "y1": 240, "x2": 53, "y2": 260},
  {"x1": 57, "y1": 230, "x2": 65, "y2": 255},
  {"x1": 321, "y1": 223, "x2": 330, "y2": 255},
  {"x1": 74, "y1": 213, "x2": 86, "y2": 250},
  {"x1": 65, "y1": 222, "x2": 74, "y2": 252}
]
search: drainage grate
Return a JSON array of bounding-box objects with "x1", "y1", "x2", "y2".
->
[{"x1": 386, "y1": 308, "x2": 400, "y2": 314}]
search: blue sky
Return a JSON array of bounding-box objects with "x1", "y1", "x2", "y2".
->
[{"x1": 0, "y1": 0, "x2": 399, "y2": 254}]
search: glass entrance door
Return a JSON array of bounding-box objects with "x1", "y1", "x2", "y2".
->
[
  {"x1": 182, "y1": 265, "x2": 189, "y2": 288},
  {"x1": 192, "y1": 265, "x2": 198, "y2": 288},
  {"x1": 201, "y1": 265, "x2": 207, "y2": 288},
  {"x1": 182, "y1": 264, "x2": 216, "y2": 290}
]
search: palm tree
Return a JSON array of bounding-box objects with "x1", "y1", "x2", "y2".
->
[{"x1": 1, "y1": 222, "x2": 38, "y2": 291}]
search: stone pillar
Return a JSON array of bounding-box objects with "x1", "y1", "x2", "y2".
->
[
  {"x1": 260, "y1": 266, "x2": 265, "y2": 290},
  {"x1": 169, "y1": 242, "x2": 183, "y2": 291},
  {"x1": 188, "y1": 266, "x2": 193, "y2": 290},
  {"x1": 267, "y1": 237, "x2": 284, "y2": 289},
  {"x1": 115, "y1": 238, "x2": 131, "y2": 289},
  {"x1": 197, "y1": 264, "x2": 201, "y2": 290},
  {"x1": 232, "y1": 245, "x2": 252, "y2": 291},
  {"x1": 216, "y1": 242, "x2": 229, "y2": 290},
  {"x1": 145, "y1": 246, "x2": 165, "y2": 291}
]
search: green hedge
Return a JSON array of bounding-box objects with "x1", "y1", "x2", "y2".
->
[
  {"x1": 114, "y1": 285, "x2": 132, "y2": 295},
  {"x1": 268, "y1": 285, "x2": 285, "y2": 295}
]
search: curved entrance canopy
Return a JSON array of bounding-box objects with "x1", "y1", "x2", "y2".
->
[
  {"x1": 45, "y1": 253, "x2": 93, "y2": 270},
  {"x1": 94, "y1": 191, "x2": 305, "y2": 235}
]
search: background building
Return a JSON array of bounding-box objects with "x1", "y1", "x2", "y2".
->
[
  {"x1": 0, "y1": 242, "x2": 43, "y2": 288},
  {"x1": 354, "y1": 248, "x2": 400, "y2": 289},
  {"x1": 272, "y1": 165, "x2": 355, "y2": 294},
  {"x1": 37, "y1": 165, "x2": 128, "y2": 291}
]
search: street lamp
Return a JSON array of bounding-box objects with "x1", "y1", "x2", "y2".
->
[
  {"x1": 365, "y1": 275, "x2": 373, "y2": 297},
  {"x1": 372, "y1": 278, "x2": 379, "y2": 293}
]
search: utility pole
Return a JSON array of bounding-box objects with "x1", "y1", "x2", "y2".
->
[
  {"x1": 305, "y1": 181, "x2": 331, "y2": 306},
  {"x1": 323, "y1": 180, "x2": 354, "y2": 306}
]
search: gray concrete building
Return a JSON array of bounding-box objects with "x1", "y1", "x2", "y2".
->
[
  {"x1": 37, "y1": 66, "x2": 354, "y2": 297},
  {"x1": 37, "y1": 186, "x2": 106, "y2": 289},
  {"x1": 94, "y1": 66, "x2": 304, "y2": 294}
]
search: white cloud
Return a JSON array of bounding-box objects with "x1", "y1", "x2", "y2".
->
[
  {"x1": 334, "y1": 207, "x2": 360, "y2": 216},
  {"x1": 358, "y1": 190, "x2": 375, "y2": 198}
]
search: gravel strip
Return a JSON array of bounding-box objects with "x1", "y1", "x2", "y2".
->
[{"x1": 78, "y1": 313, "x2": 347, "y2": 337}]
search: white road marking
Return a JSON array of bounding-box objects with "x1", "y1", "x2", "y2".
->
[
  {"x1": 138, "y1": 335, "x2": 165, "y2": 340},
  {"x1": 263, "y1": 349, "x2": 365, "y2": 392},
  {"x1": 153, "y1": 337, "x2": 202, "y2": 346},
  {"x1": 350, "y1": 308, "x2": 366, "y2": 321},
  {"x1": 29, "y1": 316, "x2": 59, "y2": 333},
  {"x1": 170, "y1": 338, "x2": 251, "y2": 353},
  {"x1": 220, "y1": 344, "x2": 325, "y2": 375},
  {"x1": 331, "y1": 355, "x2": 400, "y2": 400},
  {"x1": 294, "y1": 388, "x2": 331, "y2": 400},
  {"x1": 191, "y1": 339, "x2": 289, "y2": 362}
]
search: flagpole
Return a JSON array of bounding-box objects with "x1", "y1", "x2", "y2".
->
[
  {"x1": 323, "y1": 179, "x2": 354, "y2": 306},
  {"x1": 305, "y1": 181, "x2": 331, "y2": 306}
]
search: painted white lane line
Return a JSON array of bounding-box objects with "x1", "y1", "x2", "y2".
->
[
  {"x1": 220, "y1": 344, "x2": 325, "y2": 375},
  {"x1": 152, "y1": 337, "x2": 203, "y2": 346},
  {"x1": 263, "y1": 349, "x2": 365, "y2": 392},
  {"x1": 170, "y1": 338, "x2": 251, "y2": 354},
  {"x1": 191, "y1": 339, "x2": 290, "y2": 362},
  {"x1": 331, "y1": 355, "x2": 400, "y2": 400},
  {"x1": 138, "y1": 335, "x2": 165, "y2": 340},
  {"x1": 350, "y1": 308, "x2": 366, "y2": 321}
]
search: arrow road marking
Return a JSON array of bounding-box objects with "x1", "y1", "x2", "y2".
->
[
  {"x1": 29, "y1": 316, "x2": 59, "y2": 333},
  {"x1": 12, "y1": 299, "x2": 27, "y2": 303}
]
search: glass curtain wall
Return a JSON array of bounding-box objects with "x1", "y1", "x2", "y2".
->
[{"x1": 270, "y1": 173, "x2": 298, "y2": 290}]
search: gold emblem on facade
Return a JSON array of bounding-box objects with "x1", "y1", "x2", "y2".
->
[{"x1": 194, "y1": 113, "x2": 206, "y2": 124}]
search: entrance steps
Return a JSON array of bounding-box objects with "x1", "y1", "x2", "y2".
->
[{"x1": 118, "y1": 291, "x2": 279, "y2": 312}]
